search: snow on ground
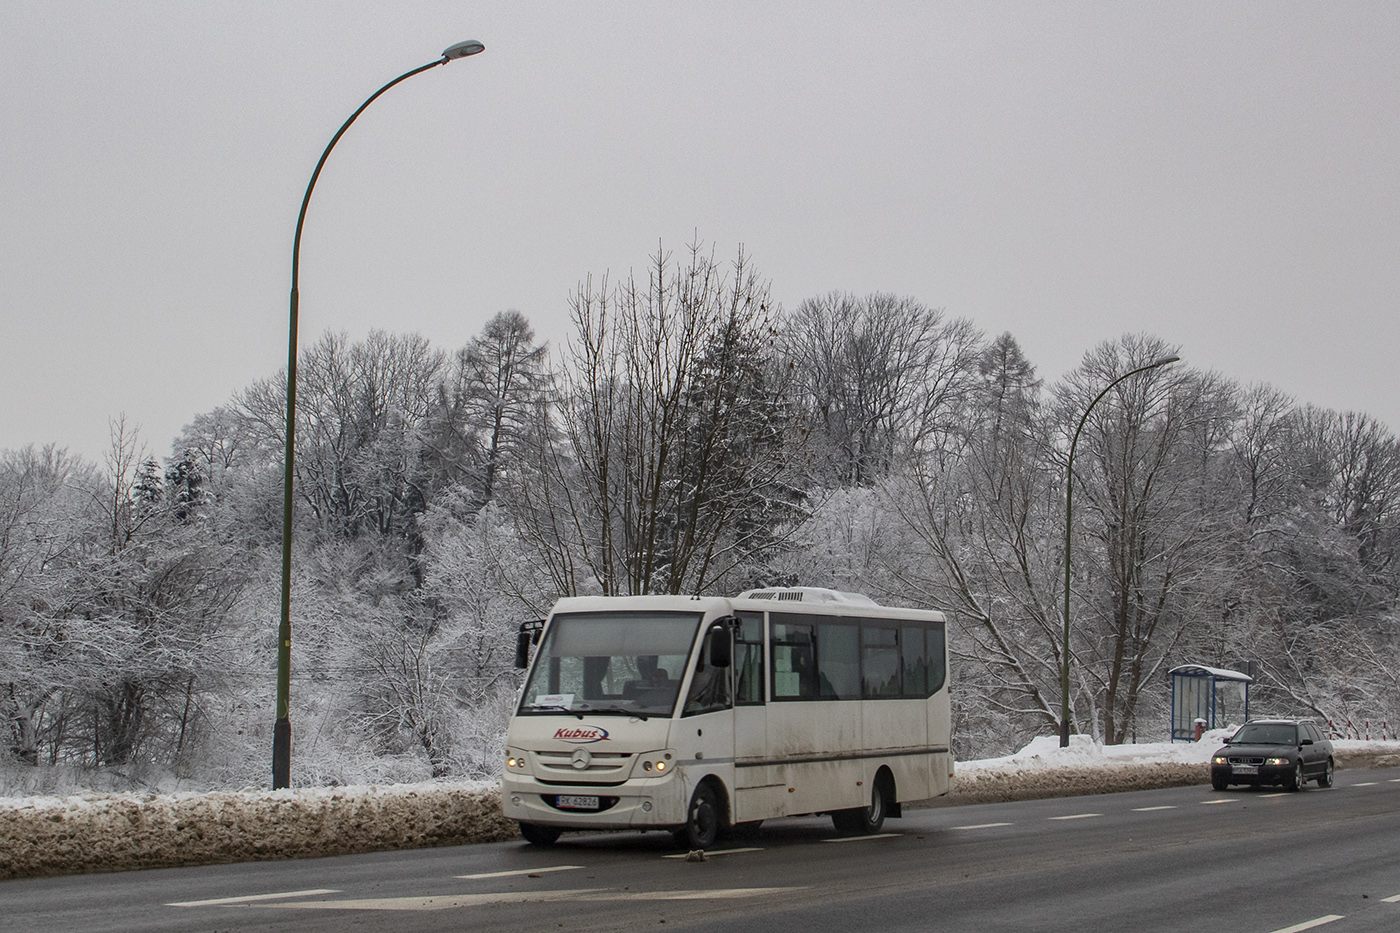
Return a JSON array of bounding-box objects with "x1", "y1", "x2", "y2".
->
[{"x1": 4, "y1": 736, "x2": 1398, "y2": 881}]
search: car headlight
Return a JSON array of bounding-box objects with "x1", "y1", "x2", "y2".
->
[
  {"x1": 1264, "y1": 757, "x2": 1288, "y2": 766},
  {"x1": 1213, "y1": 756, "x2": 1228, "y2": 765}
]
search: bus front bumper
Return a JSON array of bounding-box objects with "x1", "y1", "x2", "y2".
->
[{"x1": 501, "y1": 775, "x2": 686, "y2": 829}]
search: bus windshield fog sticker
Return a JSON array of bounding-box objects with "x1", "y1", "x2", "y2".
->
[{"x1": 536, "y1": 694, "x2": 574, "y2": 708}]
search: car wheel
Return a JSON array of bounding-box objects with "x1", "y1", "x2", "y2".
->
[
  {"x1": 832, "y1": 777, "x2": 889, "y2": 835},
  {"x1": 1211, "y1": 774, "x2": 1229, "y2": 792},
  {"x1": 675, "y1": 782, "x2": 722, "y2": 850},
  {"x1": 1289, "y1": 761, "x2": 1305, "y2": 791},
  {"x1": 518, "y1": 822, "x2": 562, "y2": 846},
  {"x1": 1317, "y1": 758, "x2": 1334, "y2": 788}
]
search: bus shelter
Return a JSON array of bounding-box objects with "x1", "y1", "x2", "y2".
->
[{"x1": 1169, "y1": 664, "x2": 1252, "y2": 742}]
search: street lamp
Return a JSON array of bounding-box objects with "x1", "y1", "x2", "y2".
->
[
  {"x1": 274, "y1": 40, "x2": 486, "y2": 790},
  {"x1": 1059, "y1": 354, "x2": 1179, "y2": 748}
]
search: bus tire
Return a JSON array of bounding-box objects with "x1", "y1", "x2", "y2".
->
[
  {"x1": 518, "y1": 822, "x2": 561, "y2": 846},
  {"x1": 832, "y1": 776, "x2": 890, "y2": 835},
  {"x1": 674, "y1": 782, "x2": 722, "y2": 850}
]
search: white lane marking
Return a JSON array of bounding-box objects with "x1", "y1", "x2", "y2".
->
[
  {"x1": 1381, "y1": 893, "x2": 1400, "y2": 903},
  {"x1": 1353, "y1": 781, "x2": 1379, "y2": 786},
  {"x1": 1201, "y1": 799, "x2": 1238, "y2": 805},
  {"x1": 273, "y1": 890, "x2": 594, "y2": 911},
  {"x1": 167, "y1": 888, "x2": 340, "y2": 907},
  {"x1": 456, "y1": 865, "x2": 583, "y2": 879},
  {"x1": 580, "y1": 887, "x2": 803, "y2": 900},
  {"x1": 1132, "y1": 806, "x2": 1177, "y2": 812},
  {"x1": 1259, "y1": 793, "x2": 1291, "y2": 798},
  {"x1": 1388, "y1": 779, "x2": 1400, "y2": 783},
  {"x1": 661, "y1": 847, "x2": 763, "y2": 858},
  {"x1": 952, "y1": 822, "x2": 1014, "y2": 829},
  {"x1": 271, "y1": 887, "x2": 803, "y2": 911},
  {"x1": 1267, "y1": 915, "x2": 1344, "y2": 933},
  {"x1": 1048, "y1": 813, "x2": 1100, "y2": 820},
  {"x1": 822, "y1": 833, "x2": 900, "y2": 843}
]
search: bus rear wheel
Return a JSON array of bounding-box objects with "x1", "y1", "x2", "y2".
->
[{"x1": 832, "y1": 778, "x2": 889, "y2": 835}]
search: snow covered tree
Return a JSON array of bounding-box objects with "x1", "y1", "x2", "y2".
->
[
  {"x1": 423, "y1": 310, "x2": 549, "y2": 512},
  {"x1": 517, "y1": 242, "x2": 797, "y2": 596},
  {"x1": 781, "y1": 293, "x2": 982, "y2": 486}
]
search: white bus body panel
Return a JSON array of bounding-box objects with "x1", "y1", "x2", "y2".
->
[{"x1": 502, "y1": 592, "x2": 951, "y2": 834}]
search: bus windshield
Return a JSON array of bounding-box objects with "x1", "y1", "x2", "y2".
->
[{"x1": 519, "y1": 610, "x2": 704, "y2": 718}]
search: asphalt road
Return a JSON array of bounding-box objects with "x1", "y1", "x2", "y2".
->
[{"x1": 8, "y1": 766, "x2": 1400, "y2": 933}]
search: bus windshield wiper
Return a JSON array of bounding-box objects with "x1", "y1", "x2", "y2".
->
[
  {"x1": 578, "y1": 706, "x2": 650, "y2": 721},
  {"x1": 527, "y1": 704, "x2": 584, "y2": 719}
]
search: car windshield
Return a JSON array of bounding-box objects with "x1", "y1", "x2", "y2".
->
[
  {"x1": 1231, "y1": 723, "x2": 1299, "y2": 745},
  {"x1": 519, "y1": 610, "x2": 703, "y2": 718}
]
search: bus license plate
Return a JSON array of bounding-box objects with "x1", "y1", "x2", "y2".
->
[
  {"x1": 1231, "y1": 764, "x2": 1258, "y2": 775},
  {"x1": 556, "y1": 795, "x2": 599, "y2": 809}
]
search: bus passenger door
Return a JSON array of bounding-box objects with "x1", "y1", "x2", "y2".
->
[
  {"x1": 731, "y1": 611, "x2": 778, "y2": 823},
  {"x1": 677, "y1": 621, "x2": 739, "y2": 817}
]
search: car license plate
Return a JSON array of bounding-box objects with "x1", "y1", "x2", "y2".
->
[
  {"x1": 556, "y1": 795, "x2": 599, "y2": 809},
  {"x1": 1232, "y1": 764, "x2": 1258, "y2": 775}
]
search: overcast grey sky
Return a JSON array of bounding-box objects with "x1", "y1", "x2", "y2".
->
[{"x1": 3, "y1": 3, "x2": 1397, "y2": 465}]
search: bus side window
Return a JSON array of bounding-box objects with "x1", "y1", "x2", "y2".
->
[
  {"x1": 816, "y1": 620, "x2": 859, "y2": 699},
  {"x1": 735, "y1": 611, "x2": 765, "y2": 705},
  {"x1": 902, "y1": 625, "x2": 929, "y2": 696},
  {"x1": 927, "y1": 623, "x2": 947, "y2": 694},
  {"x1": 861, "y1": 625, "x2": 901, "y2": 697},
  {"x1": 772, "y1": 621, "x2": 816, "y2": 699}
]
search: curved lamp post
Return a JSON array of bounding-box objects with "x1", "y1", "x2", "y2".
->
[
  {"x1": 1059, "y1": 354, "x2": 1179, "y2": 748},
  {"x1": 274, "y1": 39, "x2": 486, "y2": 790}
]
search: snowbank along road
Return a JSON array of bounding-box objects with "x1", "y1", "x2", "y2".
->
[{"x1": 2, "y1": 738, "x2": 1397, "y2": 881}]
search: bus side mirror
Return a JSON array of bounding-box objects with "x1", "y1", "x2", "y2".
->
[
  {"x1": 515, "y1": 621, "x2": 543, "y2": 669},
  {"x1": 708, "y1": 620, "x2": 733, "y2": 669}
]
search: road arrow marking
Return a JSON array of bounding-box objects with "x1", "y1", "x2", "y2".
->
[
  {"x1": 456, "y1": 865, "x2": 583, "y2": 879},
  {"x1": 268, "y1": 887, "x2": 805, "y2": 911},
  {"x1": 822, "y1": 833, "x2": 900, "y2": 843},
  {"x1": 661, "y1": 847, "x2": 763, "y2": 858},
  {"x1": 167, "y1": 889, "x2": 340, "y2": 907},
  {"x1": 1267, "y1": 915, "x2": 1344, "y2": 933}
]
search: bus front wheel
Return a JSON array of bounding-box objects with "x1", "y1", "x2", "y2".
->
[
  {"x1": 674, "y1": 782, "x2": 722, "y2": 850},
  {"x1": 832, "y1": 778, "x2": 889, "y2": 835}
]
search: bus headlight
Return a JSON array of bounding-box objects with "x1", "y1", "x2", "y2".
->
[
  {"x1": 640, "y1": 753, "x2": 673, "y2": 774},
  {"x1": 506, "y1": 751, "x2": 528, "y2": 771}
]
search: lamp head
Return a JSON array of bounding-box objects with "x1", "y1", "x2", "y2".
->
[{"x1": 442, "y1": 40, "x2": 485, "y2": 61}]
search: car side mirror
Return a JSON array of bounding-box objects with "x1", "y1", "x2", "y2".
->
[{"x1": 1300, "y1": 738, "x2": 1313, "y2": 746}]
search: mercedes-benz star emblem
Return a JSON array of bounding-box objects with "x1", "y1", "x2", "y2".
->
[{"x1": 571, "y1": 747, "x2": 592, "y2": 770}]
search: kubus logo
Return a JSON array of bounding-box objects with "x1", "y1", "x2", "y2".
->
[{"x1": 553, "y1": 725, "x2": 610, "y2": 744}]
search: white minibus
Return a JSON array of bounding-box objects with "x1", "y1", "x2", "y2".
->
[{"x1": 501, "y1": 587, "x2": 951, "y2": 847}]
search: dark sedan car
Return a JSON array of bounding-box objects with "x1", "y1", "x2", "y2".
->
[{"x1": 1210, "y1": 719, "x2": 1334, "y2": 791}]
